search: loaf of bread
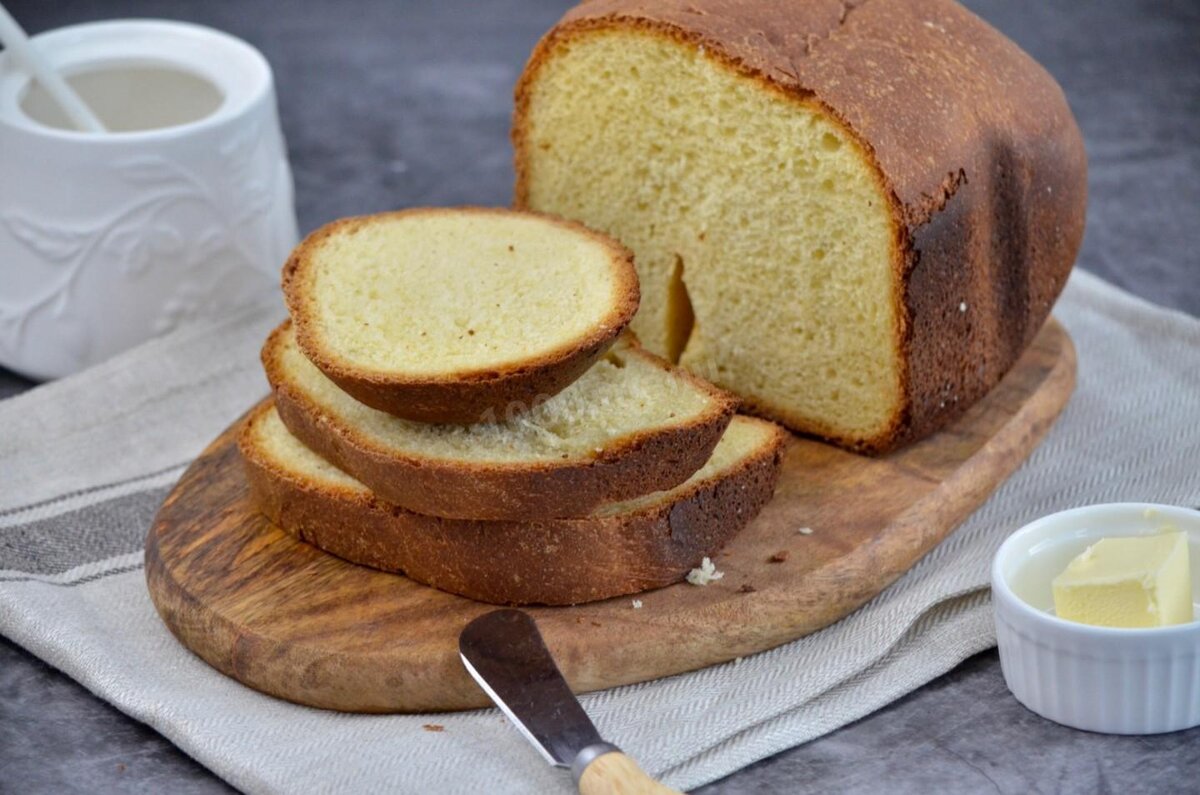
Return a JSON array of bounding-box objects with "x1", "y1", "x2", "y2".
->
[
  {"x1": 283, "y1": 208, "x2": 640, "y2": 423},
  {"x1": 240, "y1": 401, "x2": 787, "y2": 605},
  {"x1": 513, "y1": 0, "x2": 1087, "y2": 451},
  {"x1": 263, "y1": 321, "x2": 738, "y2": 520}
]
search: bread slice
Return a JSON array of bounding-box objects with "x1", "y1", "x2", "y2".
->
[
  {"x1": 262, "y1": 321, "x2": 737, "y2": 520},
  {"x1": 282, "y1": 207, "x2": 640, "y2": 423},
  {"x1": 239, "y1": 400, "x2": 787, "y2": 605}
]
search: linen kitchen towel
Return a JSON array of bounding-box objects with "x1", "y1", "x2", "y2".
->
[{"x1": 1, "y1": 270, "x2": 1197, "y2": 794}]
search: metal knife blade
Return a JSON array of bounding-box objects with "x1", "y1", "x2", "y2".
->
[{"x1": 459, "y1": 609, "x2": 605, "y2": 768}]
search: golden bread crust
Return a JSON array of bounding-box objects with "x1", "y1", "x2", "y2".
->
[
  {"x1": 238, "y1": 400, "x2": 787, "y2": 606},
  {"x1": 261, "y1": 321, "x2": 739, "y2": 520},
  {"x1": 512, "y1": 0, "x2": 1087, "y2": 452}
]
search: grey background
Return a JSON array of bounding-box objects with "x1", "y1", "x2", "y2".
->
[{"x1": 1, "y1": 0, "x2": 1198, "y2": 792}]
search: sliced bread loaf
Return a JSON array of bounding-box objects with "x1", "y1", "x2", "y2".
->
[
  {"x1": 282, "y1": 207, "x2": 640, "y2": 423},
  {"x1": 239, "y1": 401, "x2": 787, "y2": 605},
  {"x1": 514, "y1": 0, "x2": 1085, "y2": 451},
  {"x1": 262, "y1": 321, "x2": 738, "y2": 520}
]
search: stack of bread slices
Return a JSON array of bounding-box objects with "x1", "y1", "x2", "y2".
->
[{"x1": 239, "y1": 207, "x2": 788, "y2": 606}]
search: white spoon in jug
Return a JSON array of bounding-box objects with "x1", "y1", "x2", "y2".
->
[{"x1": 0, "y1": 3, "x2": 106, "y2": 132}]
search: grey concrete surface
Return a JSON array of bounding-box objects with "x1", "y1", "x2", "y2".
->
[{"x1": 1, "y1": 1, "x2": 1198, "y2": 792}]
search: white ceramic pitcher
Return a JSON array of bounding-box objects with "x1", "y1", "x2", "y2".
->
[{"x1": 0, "y1": 19, "x2": 298, "y2": 380}]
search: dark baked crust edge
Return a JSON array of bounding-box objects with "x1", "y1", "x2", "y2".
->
[
  {"x1": 239, "y1": 400, "x2": 788, "y2": 606},
  {"x1": 262, "y1": 321, "x2": 740, "y2": 521}
]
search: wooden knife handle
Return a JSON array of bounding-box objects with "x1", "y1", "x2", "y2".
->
[{"x1": 576, "y1": 751, "x2": 680, "y2": 795}]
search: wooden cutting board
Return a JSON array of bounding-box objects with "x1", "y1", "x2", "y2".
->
[{"x1": 146, "y1": 319, "x2": 1075, "y2": 713}]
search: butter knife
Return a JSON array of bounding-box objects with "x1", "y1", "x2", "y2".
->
[{"x1": 459, "y1": 609, "x2": 679, "y2": 794}]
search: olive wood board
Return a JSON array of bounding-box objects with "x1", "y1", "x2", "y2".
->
[{"x1": 146, "y1": 319, "x2": 1075, "y2": 713}]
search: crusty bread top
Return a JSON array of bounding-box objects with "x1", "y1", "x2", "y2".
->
[
  {"x1": 514, "y1": 0, "x2": 1086, "y2": 452},
  {"x1": 241, "y1": 400, "x2": 784, "y2": 519},
  {"x1": 263, "y1": 320, "x2": 735, "y2": 466},
  {"x1": 531, "y1": 0, "x2": 1086, "y2": 234},
  {"x1": 283, "y1": 206, "x2": 640, "y2": 382}
]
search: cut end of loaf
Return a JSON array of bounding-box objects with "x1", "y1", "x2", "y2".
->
[{"x1": 516, "y1": 24, "x2": 906, "y2": 449}]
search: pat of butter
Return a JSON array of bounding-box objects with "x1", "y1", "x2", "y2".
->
[{"x1": 1052, "y1": 532, "x2": 1193, "y2": 628}]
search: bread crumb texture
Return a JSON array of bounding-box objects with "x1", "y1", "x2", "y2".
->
[
  {"x1": 252, "y1": 402, "x2": 774, "y2": 518},
  {"x1": 249, "y1": 407, "x2": 362, "y2": 488},
  {"x1": 687, "y1": 556, "x2": 725, "y2": 586},
  {"x1": 522, "y1": 28, "x2": 900, "y2": 441},
  {"x1": 274, "y1": 325, "x2": 719, "y2": 464},
  {"x1": 298, "y1": 210, "x2": 626, "y2": 376}
]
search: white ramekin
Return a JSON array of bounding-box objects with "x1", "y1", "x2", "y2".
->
[{"x1": 992, "y1": 502, "x2": 1200, "y2": 734}]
